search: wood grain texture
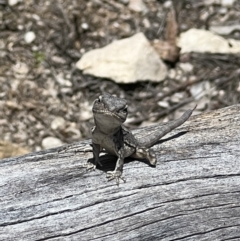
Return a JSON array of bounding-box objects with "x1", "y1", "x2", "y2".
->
[{"x1": 1, "y1": 105, "x2": 240, "y2": 241}]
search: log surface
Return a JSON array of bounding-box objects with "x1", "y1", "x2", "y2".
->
[{"x1": 1, "y1": 105, "x2": 240, "y2": 241}]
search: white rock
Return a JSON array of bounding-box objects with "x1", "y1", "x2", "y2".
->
[
  {"x1": 163, "y1": 0, "x2": 172, "y2": 8},
  {"x1": 42, "y1": 137, "x2": 63, "y2": 149},
  {"x1": 76, "y1": 33, "x2": 167, "y2": 83},
  {"x1": 210, "y1": 25, "x2": 240, "y2": 35},
  {"x1": 52, "y1": 56, "x2": 66, "y2": 64},
  {"x1": 157, "y1": 101, "x2": 169, "y2": 108},
  {"x1": 190, "y1": 81, "x2": 211, "y2": 100},
  {"x1": 142, "y1": 18, "x2": 151, "y2": 28},
  {"x1": 203, "y1": 0, "x2": 220, "y2": 5},
  {"x1": 8, "y1": 0, "x2": 19, "y2": 6},
  {"x1": 221, "y1": 0, "x2": 236, "y2": 6},
  {"x1": 202, "y1": 0, "x2": 234, "y2": 5},
  {"x1": 55, "y1": 73, "x2": 72, "y2": 86},
  {"x1": 128, "y1": 0, "x2": 148, "y2": 13},
  {"x1": 179, "y1": 63, "x2": 194, "y2": 72},
  {"x1": 170, "y1": 92, "x2": 185, "y2": 103},
  {"x1": 178, "y1": 28, "x2": 240, "y2": 54},
  {"x1": 51, "y1": 117, "x2": 66, "y2": 130},
  {"x1": 81, "y1": 23, "x2": 89, "y2": 30},
  {"x1": 24, "y1": 31, "x2": 36, "y2": 44}
]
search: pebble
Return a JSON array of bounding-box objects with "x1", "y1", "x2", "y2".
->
[
  {"x1": 170, "y1": 92, "x2": 185, "y2": 103},
  {"x1": 163, "y1": 0, "x2": 172, "y2": 8},
  {"x1": 51, "y1": 117, "x2": 66, "y2": 130},
  {"x1": 179, "y1": 63, "x2": 194, "y2": 73},
  {"x1": 157, "y1": 101, "x2": 169, "y2": 108},
  {"x1": 56, "y1": 73, "x2": 72, "y2": 86},
  {"x1": 81, "y1": 23, "x2": 89, "y2": 30},
  {"x1": 8, "y1": 0, "x2": 19, "y2": 6},
  {"x1": 221, "y1": 0, "x2": 236, "y2": 7},
  {"x1": 128, "y1": 0, "x2": 148, "y2": 13},
  {"x1": 190, "y1": 81, "x2": 211, "y2": 100},
  {"x1": 24, "y1": 31, "x2": 36, "y2": 44},
  {"x1": 42, "y1": 137, "x2": 63, "y2": 149}
]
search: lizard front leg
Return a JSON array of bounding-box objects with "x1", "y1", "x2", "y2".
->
[
  {"x1": 106, "y1": 149, "x2": 126, "y2": 184},
  {"x1": 82, "y1": 142, "x2": 102, "y2": 170},
  {"x1": 91, "y1": 142, "x2": 103, "y2": 168}
]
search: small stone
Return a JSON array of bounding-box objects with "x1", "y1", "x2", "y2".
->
[
  {"x1": 210, "y1": 25, "x2": 240, "y2": 35},
  {"x1": 52, "y1": 56, "x2": 66, "y2": 64},
  {"x1": 56, "y1": 73, "x2": 72, "y2": 86},
  {"x1": 167, "y1": 69, "x2": 177, "y2": 79},
  {"x1": 42, "y1": 137, "x2": 63, "y2": 149},
  {"x1": 32, "y1": 14, "x2": 40, "y2": 21},
  {"x1": 178, "y1": 28, "x2": 240, "y2": 54},
  {"x1": 113, "y1": 22, "x2": 120, "y2": 28},
  {"x1": 219, "y1": 90, "x2": 225, "y2": 96},
  {"x1": 179, "y1": 63, "x2": 194, "y2": 73},
  {"x1": 142, "y1": 18, "x2": 151, "y2": 28},
  {"x1": 24, "y1": 31, "x2": 36, "y2": 44},
  {"x1": 51, "y1": 117, "x2": 66, "y2": 130},
  {"x1": 8, "y1": 0, "x2": 19, "y2": 6},
  {"x1": 81, "y1": 23, "x2": 89, "y2": 30},
  {"x1": 18, "y1": 25, "x2": 24, "y2": 30},
  {"x1": 128, "y1": 0, "x2": 148, "y2": 13},
  {"x1": 221, "y1": 0, "x2": 236, "y2": 7},
  {"x1": 170, "y1": 92, "x2": 185, "y2": 103},
  {"x1": 190, "y1": 81, "x2": 211, "y2": 100},
  {"x1": 163, "y1": 0, "x2": 172, "y2": 8},
  {"x1": 157, "y1": 101, "x2": 169, "y2": 108}
]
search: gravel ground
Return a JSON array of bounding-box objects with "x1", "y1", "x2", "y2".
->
[{"x1": 0, "y1": 0, "x2": 239, "y2": 157}]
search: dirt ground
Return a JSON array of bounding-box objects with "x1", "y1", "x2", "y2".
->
[{"x1": 0, "y1": 0, "x2": 240, "y2": 157}]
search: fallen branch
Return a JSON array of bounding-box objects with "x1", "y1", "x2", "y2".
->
[{"x1": 0, "y1": 104, "x2": 240, "y2": 240}]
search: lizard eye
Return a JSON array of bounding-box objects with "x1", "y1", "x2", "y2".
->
[{"x1": 97, "y1": 96, "x2": 102, "y2": 103}]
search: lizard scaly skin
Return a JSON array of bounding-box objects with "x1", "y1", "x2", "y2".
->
[{"x1": 89, "y1": 93, "x2": 195, "y2": 184}]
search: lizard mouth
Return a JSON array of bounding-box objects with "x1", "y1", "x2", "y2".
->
[
  {"x1": 93, "y1": 108, "x2": 126, "y2": 122},
  {"x1": 92, "y1": 95, "x2": 128, "y2": 123}
]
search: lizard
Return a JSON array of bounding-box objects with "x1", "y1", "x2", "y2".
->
[{"x1": 86, "y1": 93, "x2": 196, "y2": 184}]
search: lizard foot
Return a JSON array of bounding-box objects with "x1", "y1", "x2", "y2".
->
[{"x1": 106, "y1": 170, "x2": 126, "y2": 184}]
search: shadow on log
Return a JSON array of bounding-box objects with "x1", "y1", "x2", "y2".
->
[{"x1": 1, "y1": 105, "x2": 240, "y2": 240}]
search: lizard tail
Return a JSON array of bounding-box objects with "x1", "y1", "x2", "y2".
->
[{"x1": 137, "y1": 105, "x2": 197, "y2": 148}]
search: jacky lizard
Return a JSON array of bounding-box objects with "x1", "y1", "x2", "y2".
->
[{"x1": 88, "y1": 93, "x2": 195, "y2": 184}]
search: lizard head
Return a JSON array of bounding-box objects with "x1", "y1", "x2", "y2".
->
[{"x1": 92, "y1": 94, "x2": 128, "y2": 128}]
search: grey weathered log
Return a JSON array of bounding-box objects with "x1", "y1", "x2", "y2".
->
[{"x1": 1, "y1": 105, "x2": 240, "y2": 241}]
